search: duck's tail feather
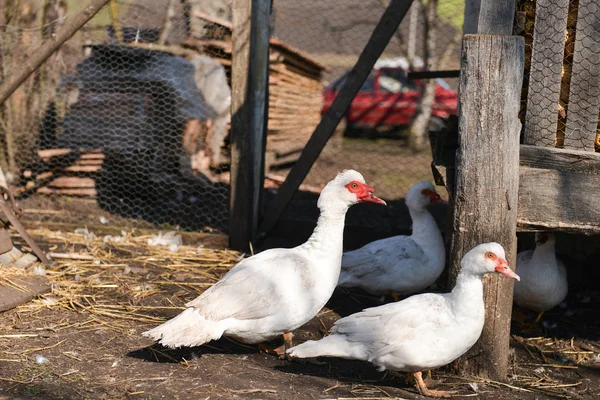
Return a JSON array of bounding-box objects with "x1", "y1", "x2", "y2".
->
[
  {"x1": 142, "y1": 307, "x2": 225, "y2": 348},
  {"x1": 287, "y1": 334, "x2": 365, "y2": 360}
]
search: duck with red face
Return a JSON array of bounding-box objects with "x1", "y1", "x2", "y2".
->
[
  {"x1": 338, "y1": 181, "x2": 448, "y2": 299},
  {"x1": 288, "y1": 242, "x2": 519, "y2": 398},
  {"x1": 143, "y1": 170, "x2": 386, "y2": 358}
]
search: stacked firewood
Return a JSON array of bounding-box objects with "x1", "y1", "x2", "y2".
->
[
  {"x1": 20, "y1": 149, "x2": 103, "y2": 197},
  {"x1": 183, "y1": 11, "x2": 328, "y2": 167}
]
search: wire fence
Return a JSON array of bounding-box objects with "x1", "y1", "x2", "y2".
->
[
  {"x1": 1, "y1": 0, "x2": 232, "y2": 232},
  {"x1": 515, "y1": 0, "x2": 599, "y2": 152},
  {"x1": 23, "y1": 1, "x2": 592, "y2": 238}
]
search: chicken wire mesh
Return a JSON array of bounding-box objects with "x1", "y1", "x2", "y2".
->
[
  {"x1": 515, "y1": 0, "x2": 600, "y2": 152},
  {"x1": 0, "y1": 0, "x2": 466, "y2": 236},
  {"x1": 1, "y1": 0, "x2": 232, "y2": 232}
]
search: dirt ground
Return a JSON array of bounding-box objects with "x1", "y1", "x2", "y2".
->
[{"x1": 0, "y1": 226, "x2": 598, "y2": 400}]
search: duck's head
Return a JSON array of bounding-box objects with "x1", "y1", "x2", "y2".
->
[
  {"x1": 535, "y1": 232, "x2": 555, "y2": 246},
  {"x1": 463, "y1": 242, "x2": 520, "y2": 281},
  {"x1": 405, "y1": 181, "x2": 447, "y2": 211},
  {"x1": 318, "y1": 169, "x2": 386, "y2": 210}
]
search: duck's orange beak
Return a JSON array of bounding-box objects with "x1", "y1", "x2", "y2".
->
[
  {"x1": 429, "y1": 192, "x2": 448, "y2": 205},
  {"x1": 357, "y1": 184, "x2": 386, "y2": 205},
  {"x1": 494, "y1": 258, "x2": 520, "y2": 281}
]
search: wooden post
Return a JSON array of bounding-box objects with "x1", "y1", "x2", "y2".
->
[
  {"x1": 0, "y1": 0, "x2": 111, "y2": 106},
  {"x1": 477, "y1": 0, "x2": 516, "y2": 35},
  {"x1": 108, "y1": 0, "x2": 122, "y2": 43},
  {"x1": 448, "y1": 34, "x2": 524, "y2": 380},
  {"x1": 257, "y1": 0, "x2": 414, "y2": 240},
  {"x1": 229, "y1": 0, "x2": 271, "y2": 251},
  {"x1": 463, "y1": 0, "x2": 481, "y2": 34}
]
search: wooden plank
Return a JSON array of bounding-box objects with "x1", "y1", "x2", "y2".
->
[
  {"x1": 38, "y1": 148, "x2": 72, "y2": 158},
  {"x1": 257, "y1": 0, "x2": 414, "y2": 239},
  {"x1": 48, "y1": 177, "x2": 96, "y2": 188},
  {"x1": 63, "y1": 165, "x2": 102, "y2": 173},
  {"x1": 228, "y1": 0, "x2": 271, "y2": 251},
  {"x1": 448, "y1": 34, "x2": 524, "y2": 380},
  {"x1": 520, "y1": 144, "x2": 600, "y2": 174},
  {"x1": 518, "y1": 167, "x2": 600, "y2": 233},
  {"x1": 0, "y1": 276, "x2": 51, "y2": 312},
  {"x1": 434, "y1": 144, "x2": 600, "y2": 234},
  {"x1": 523, "y1": 0, "x2": 569, "y2": 146},
  {"x1": 477, "y1": 0, "x2": 516, "y2": 35},
  {"x1": 563, "y1": 0, "x2": 600, "y2": 151},
  {"x1": 407, "y1": 70, "x2": 460, "y2": 80},
  {"x1": 37, "y1": 187, "x2": 97, "y2": 197}
]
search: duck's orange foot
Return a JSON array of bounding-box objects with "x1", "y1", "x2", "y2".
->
[
  {"x1": 534, "y1": 311, "x2": 545, "y2": 323},
  {"x1": 413, "y1": 371, "x2": 456, "y2": 398},
  {"x1": 258, "y1": 332, "x2": 293, "y2": 360}
]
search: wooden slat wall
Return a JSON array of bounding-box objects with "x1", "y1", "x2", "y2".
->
[
  {"x1": 523, "y1": 0, "x2": 569, "y2": 146},
  {"x1": 517, "y1": 145, "x2": 600, "y2": 233},
  {"x1": 563, "y1": 0, "x2": 600, "y2": 151}
]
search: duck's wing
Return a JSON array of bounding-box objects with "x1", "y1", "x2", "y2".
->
[
  {"x1": 339, "y1": 236, "x2": 426, "y2": 287},
  {"x1": 331, "y1": 293, "x2": 451, "y2": 360},
  {"x1": 186, "y1": 249, "x2": 309, "y2": 321}
]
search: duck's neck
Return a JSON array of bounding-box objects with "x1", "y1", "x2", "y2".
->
[
  {"x1": 409, "y1": 207, "x2": 443, "y2": 247},
  {"x1": 530, "y1": 242, "x2": 557, "y2": 270},
  {"x1": 300, "y1": 206, "x2": 348, "y2": 257},
  {"x1": 450, "y1": 270, "x2": 485, "y2": 317}
]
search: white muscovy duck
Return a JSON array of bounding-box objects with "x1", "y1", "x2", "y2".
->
[
  {"x1": 142, "y1": 170, "x2": 386, "y2": 357},
  {"x1": 338, "y1": 181, "x2": 446, "y2": 298},
  {"x1": 513, "y1": 232, "x2": 568, "y2": 321},
  {"x1": 287, "y1": 242, "x2": 520, "y2": 398}
]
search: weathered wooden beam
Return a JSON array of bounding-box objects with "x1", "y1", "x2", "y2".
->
[
  {"x1": 228, "y1": 0, "x2": 271, "y2": 251},
  {"x1": 0, "y1": 276, "x2": 51, "y2": 312},
  {"x1": 448, "y1": 34, "x2": 524, "y2": 381},
  {"x1": 519, "y1": 144, "x2": 600, "y2": 174},
  {"x1": 434, "y1": 145, "x2": 600, "y2": 234},
  {"x1": 0, "y1": 0, "x2": 111, "y2": 106},
  {"x1": 477, "y1": 0, "x2": 516, "y2": 35},
  {"x1": 257, "y1": 0, "x2": 414, "y2": 239},
  {"x1": 563, "y1": 0, "x2": 600, "y2": 151},
  {"x1": 523, "y1": 0, "x2": 569, "y2": 146},
  {"x1": 518, "y1": 167, "x2": 600, "y2": 234}
]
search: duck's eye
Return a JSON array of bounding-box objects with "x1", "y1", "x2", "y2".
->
[
  {"x1": 351, "y1": 183, "x2": 358, "y2": 189},
  {"x1": 421, "y1": 189, "x2": 430, "y2": 195},
  {"x1": 486, "y1": 252, "x2": 495, "y2": 259}
]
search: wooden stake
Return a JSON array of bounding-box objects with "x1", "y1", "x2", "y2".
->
[
  {"x1": 448, "y1": 34, "x2": 524, "y2": 380},
  {"x1": 228, "y1": 0, "x2": 271, "y2": 251}
]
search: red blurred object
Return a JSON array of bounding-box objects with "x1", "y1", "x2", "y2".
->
[{"x1": 322, "y1": 62, "x2": 458, "y2": 133}]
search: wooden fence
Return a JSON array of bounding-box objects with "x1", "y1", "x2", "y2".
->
[{"x1": 431, "y1": 0, "x2": 599, "y2": 381}]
